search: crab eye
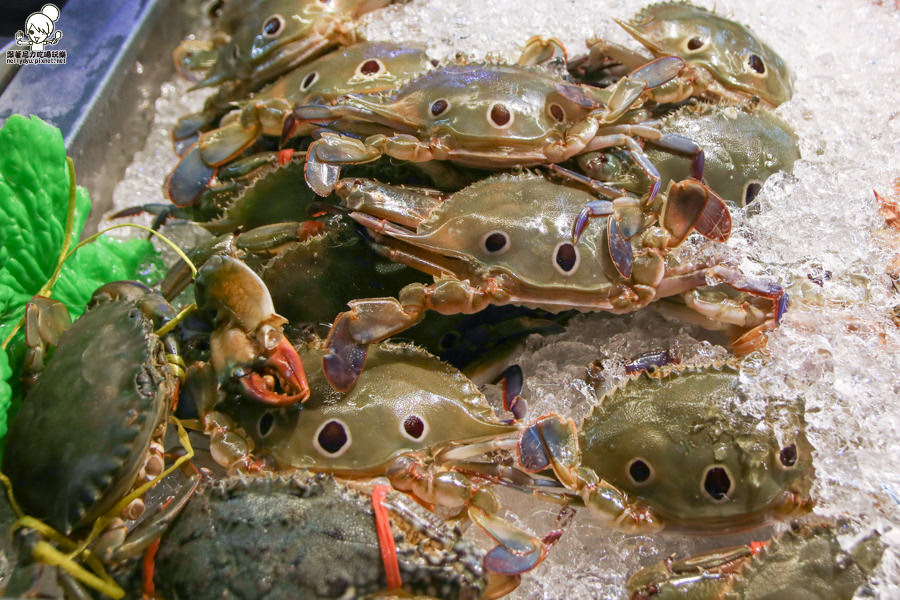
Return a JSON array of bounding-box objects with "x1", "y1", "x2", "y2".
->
[
  {"x1": 314, "y1": 419, "x2": 351, "y2": 457},
  {"x1": 626, "y1": 458, "x2": 654, "y2": 485},
  {"x1": 258, "y1": 412, "x2": 275, "y2": 438},
  {"x1": 553, "y1": 241, "x2": 580, "y2": 275},
  {"x1": 400, "y1": 415, "x2": 428, "y2": 441},
  {"x1": 488, "y1": 103, "x2": 513, "y2": 128},
  {"x1": 480, "y1": 230, "x2": 509, "y2": 255},
  {"x1": 357, "y1": 59, "x2": 384, "y2": 76},
  {"x1": 747, "y1": 54, "x2": 766, "y2": 74},
  {"x1": 231, "y1": 44, "x2": 241, "y2": 60},
  {"x1": 262, "y1": 15, "x2": 284, "y2": 37},
  {"x1": 686, "y1": 36, "x2": 706, "y2": 51},
  {"x1": 300, "y1": 71, "x2": 319, "y2": 91},
  {"x1": 547, "y1": 103, "x2": 566, "y2": 123},
  {"x1": 430, "y1": 99, "x2": 449, "y2": 117},
  {"x1": 743, "y1": 181, "x2": 763, "y2": 206},
  {"x1": 702, "y1": 465, "x2": 733, "y2": 502},
  {"x1": 779, "y1": 443, "x2": 798, "y2": 468}
]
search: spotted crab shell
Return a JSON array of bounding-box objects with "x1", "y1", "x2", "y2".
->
[
  {"x1": 622, "y1": 1, "x2": 793, "y2": 106},
  {"x1": 3, "y1": 300, "x2": 172, "y2": 534},
  {"x1": 220, "y1": 341, "x2": 517, "y2": 475},
  {"x1": 579, "y1": 361, "x2": 814, "y2": 533}
]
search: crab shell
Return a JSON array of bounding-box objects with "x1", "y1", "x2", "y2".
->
[
  {"x1": 355, "y1": 172, "x2": 652, "y2": 312},
  {"x1": 626, "y1": 520, "x2": 885, "y2": 599},
  {"x1": 579, "y1": 104, "x2": 800, "y2": 208},
  {"x1": 579, "y1": 362, "x2": 814, "y2": 533},
  {"x1": 218, "y1": 341, "x2": 516, "y2": 475},
  {"x1": 2, "y1": 299, "x2": 174, "y2": 535},
  {"x1": 194, "y1": 0, "x2": 389, "y2": 90},
  {"x1": 154, "y1": 472, "x2": 488, "y2": 600},
  {"x1": 321, "y1": 63, "x2": 613, "y2": 166},
  {"x1": 620, "y1": 2, "x2": 793, "y2": 106}
]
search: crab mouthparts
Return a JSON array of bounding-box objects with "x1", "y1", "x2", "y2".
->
[{"x1": 239, "y1": 339, "x2": 310, "y2": 406}]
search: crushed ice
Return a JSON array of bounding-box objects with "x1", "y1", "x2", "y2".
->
[{"x1": 108, "y1": 0, "x2": 900, "y2": 597}]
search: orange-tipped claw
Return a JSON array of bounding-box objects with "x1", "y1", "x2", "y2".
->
[{"x1": 239, "y1": 338, "x2": 310, "y2": 405}]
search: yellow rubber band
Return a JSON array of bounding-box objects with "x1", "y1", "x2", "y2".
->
[
  {"x1": 70, "y1": 416, "x2": 195, "y2": 560},
  {"x1": 155, "y1": 302, "x2": 198, "y2": 338},
  {"x1": 33, "y1": 541, "x2": 124, "y2": 599}
]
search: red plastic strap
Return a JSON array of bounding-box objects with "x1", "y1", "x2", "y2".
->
[
  {"x1": 278, "y1": 148, "x2": 295, "y2": 166},
  {"x1": 372, "y1": 484, "x2": 403, "y2": 590},
  {"x1": 749, "y1": 540, "x2": 768, "y2": 555},
  {"x1": 141, "y1": 538, "x2": 161, "y2": 600}
]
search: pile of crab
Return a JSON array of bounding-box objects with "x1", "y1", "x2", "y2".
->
[{"x1": 0, "y1": 1, "x2": 888, "y2": 598}]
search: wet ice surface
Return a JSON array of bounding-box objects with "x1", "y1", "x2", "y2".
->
[{"x1": 109, "y1": 0, "x2": 900, "y2": 597}]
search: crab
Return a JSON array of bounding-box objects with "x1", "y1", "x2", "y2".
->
[
  {"x1": 626, "y1": 520, "x2": 885, "y2": 599},
  {"x1": 294, "y1": 51, "x2": 708, "y2": 199},
  {"x1": 318, "y1": 172, "x2": 784, "y2": 391},
  {"x1": 172, "y1": 0, "x2": 393, "y2": 145},
  {"x1": 190, "y1": 338, "x2": 551, "y2": 577},
  {"x1": 0, "y1": 283, "x2": 202, "y2": 598},
  {"x1": 193, "y1": 254, "x2": 311, "y2": 406},
  {"x1": 151, "y1": 472, "x2": 509, "y2": 600},
  {"x1": 568, "y1": 1, "x2": 794, "y2": 108},
  {"x1": 576, "y1": 103, "x2": 801, "y2": 208},
  {"x1": 515, "y1": 360, "x2": 814, "y2": 534},
  {"x1": 3, "y1": 282, "x2": 186, "y2": 536},
  {"x1": 168, "y1": 41, "x2": 436, "y2": 204}
]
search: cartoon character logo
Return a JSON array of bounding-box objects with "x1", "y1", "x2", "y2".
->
[{"x1": 15, "y1": 4, "x2": 63, "y2": 52}]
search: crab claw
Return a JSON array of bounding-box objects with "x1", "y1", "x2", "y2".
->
[
  {"x1": 238, "y1": 337, "x2": 310, "y2": 405},
  {"x1": 322, "y1": 311, "x2": 369, "y2": 393},
  {"x1": 516, "y1": 415, "x2": 580, "y2": 488},
  {"x1": 662, "y1": 178, "x2": 732, "y2": 246},
  {"x1": 166, "y1": 143, "x2": 217, "y2": 207},
  {"x1": 197, "y1": 255, "x2": 310, "y2": 405},
  {"x1": 470, "y1": 506, "x2": 547, "y2": 575}
]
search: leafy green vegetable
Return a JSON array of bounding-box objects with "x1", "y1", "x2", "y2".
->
[{"x1": 0, "y1": 114, "x2": 162, "y2": 450}]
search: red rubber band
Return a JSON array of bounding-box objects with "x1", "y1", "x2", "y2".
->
[
  {"x1": 372, "y1": 484, "x2": 402, "y2": 590},
  {"x1": 278, "y1": 148, "x2": 295, "y2": 166},
  {"x1": 749, "y1": 540, "x2": 768, "y2": 555},
  {"x1": 142, "y1": 538, "x2": 161, "y2": 599}
]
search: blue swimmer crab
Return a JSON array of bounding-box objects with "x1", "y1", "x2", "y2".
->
[
  {"x1": 193, "y1": 254, "x2": 311, "y2": 406},
  {"x1": 192, "y1": 339, "x2": 548, "y2": 577},
  {"x1": 168, "y1": 41, "x2": 435, "y2": 204},
  {"x1": 569, "y1": 2, "x2": 793, "y2": 108},
  {"x1": 577, "y1": 103, "x2": 800, "y2": 208},
  {"x1": 319, "y1": 172, "x2": 784, "y2": 391},
  {"x1": 294, "y1": 53, "x2": 706, "y2": 198},
  {"x1": 151, "y1": 472, "x2": 498, "y2": 600},
  {"x1": 3, "y1": 282, "x2": 184, "y2": 535},
  {"x1": 516, "y1": 360, "x2": 814, "y2": 534},
  {"x1": 172, "y1": 0, "x2": 393, "y2": 144},
  {"x1": 627, "y1": 520, "x2": 884, "y2": 599}
]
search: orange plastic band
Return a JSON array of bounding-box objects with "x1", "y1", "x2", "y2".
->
[
  {"x1": 749, "y1": 540, "x2": 768, "y2": 555},
  {"x1": 372, "y1": 485, "x2": 402, "y2": 590},
  {"x1": 278, "y1": 148, "x2": 295, "y2": 166},
  {"x1": 141, "y1": 538, "x2": 161, "y2": 599}
]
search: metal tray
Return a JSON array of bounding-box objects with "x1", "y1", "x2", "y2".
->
[{"x1": 0, "y1": 0, "x2": 203, "y2": 234}]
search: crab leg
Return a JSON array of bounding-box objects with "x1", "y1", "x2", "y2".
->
[{"x1": 323, "y1": 279, "x2": 497, "y2": 391}]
